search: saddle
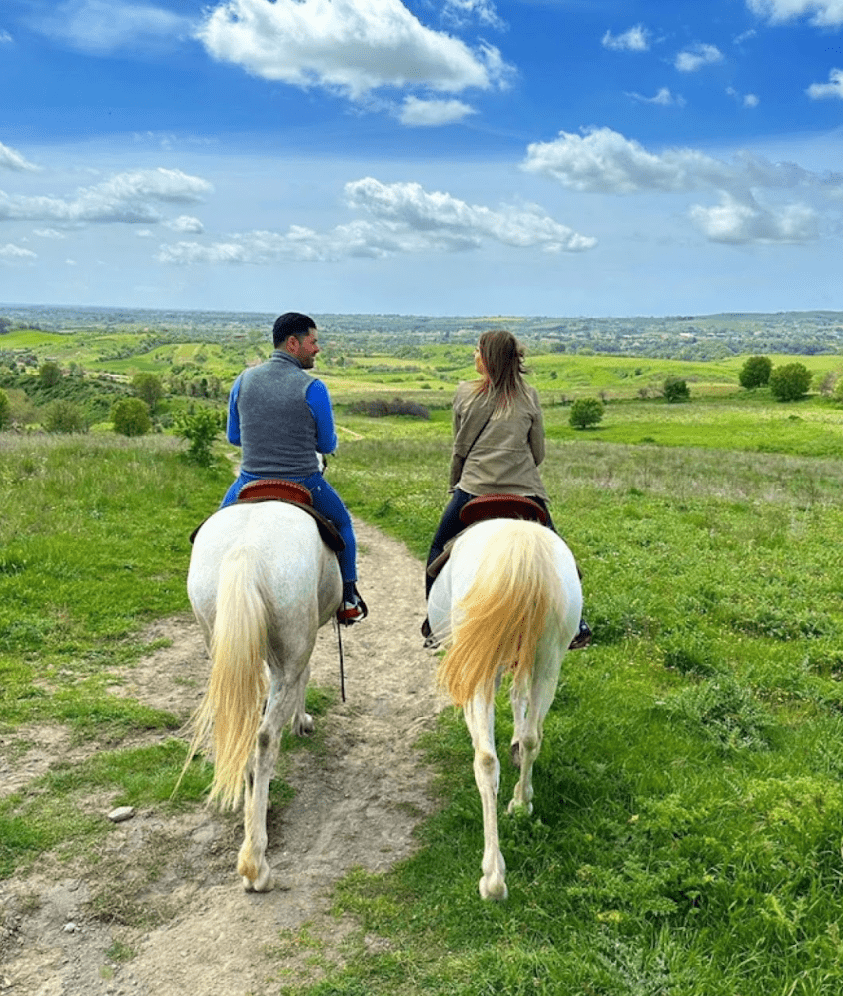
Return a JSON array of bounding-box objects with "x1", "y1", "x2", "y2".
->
[
  {"x1": 426, "y1": 494, "x2": 547, "y2": 581},
  {"x1": 189, "y1": 479, "x2": 345, "y2": 553}
]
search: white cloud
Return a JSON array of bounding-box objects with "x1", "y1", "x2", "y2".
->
[
  {"x1": 727, "y1": 86, "x2": 760, "y2": 107},
  {"x1": 443, "y1": 0, "x2": 505, "y2": 30},
  {"x1": 165, "y1": 214, "x2": 205, "y2": 233},
  {"x1": 33, "y1": 228, "x2": 67, "y2": 239},
  {"x1": 602, "y1": 25, "x2": 651, "y2": 52},
  {"x1": 197, "y1": 0, "x2": 509, "y2": 101},
  {"x1": 398, "y1": 96, "x2": 477, "y2": 126},
  {"x1": 747, "y1": 0, "x2": 843, "y2": 27},
  {"x1": 807, "y1": 68, "x2": 843, "y2": 99},
  {"x1": 628, "y1": 87, "x2": 685, "y2": 107},
  {"x1": 689, "y1": 192, "x2": 819, "y2": 243},
  {"x1": 0, "y1": 30, "x2": 12, "y2": 43},
  {"x1": 0, "y1": 243, "x2": 37, "y2": 261},
  {"x1": 157, "y1": 175, "x2": 596, "y2": 265},
  {"x1": 675, "y1": 43, "x2": 723, "y2": 72},
  {"x1": 0, "y1": 141, "x2": 39, "y2": 172},
  {"x1": 522, "y1": 127, "x2": 836, "y2": 246},
  {"x1": 0, "y1": 168, "x2": 212, "y2": 224},
  {"x1": 29, "y1": 0, "x2": 195, "y2": 54}
]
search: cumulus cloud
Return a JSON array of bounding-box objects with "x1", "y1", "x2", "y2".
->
[
  {"x1": 157, "y1": 175, "x2": 596, "y2": 265},
  {"x1": 628, "y1": 88, "x2": 685, "y2": 107},
  {"x1": 165, "y1": 214, "x2": 205, "y2": 233},
  {"x1": 0, "y1": 168, "x2": 212, "y2": 224},
  {"x1": 197, "y1": 0, "x2": 509, "y2": 101},
  {"x1": 28, "y1": 0, "x2": 195, "y2": 54},
  {"x1": 522, "y1": 126, "x2": 835, "y2": 245},
  {"x1": 747, "y1": 0, "x2": 843, "y2": 27},
  {"x1": 0, "y1": 243, "x2": 37, "y2": 261},
  {"x1": 675, "y1": 43, "x2": 723, "y2": 72},
  {"x1": 689, "y1": 192, "x2": 819, "y2": 243},
  {"x1": 727, "y1": 86, "x2": 760, "y2": 107},
  {"x1": 807, "y1": 68, "x2": 843, "y2": 99},
  {"x1": 0, "y1": 141, "x2": 39, "y2": 172},
  {"x1": 602, "y1": 25, "x2": 651, "y2": 52},
  {"x1": 443, "y1": 0, "x2": 505, "y2": 30},
  {"x1": 398, "y1": 96, "x2": 476, "y2": 126}
]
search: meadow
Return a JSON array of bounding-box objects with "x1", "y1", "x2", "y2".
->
[{"x1": 2, "y1": 338, "x2": 843, "y2": 994}]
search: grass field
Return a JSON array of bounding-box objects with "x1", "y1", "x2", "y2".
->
[{"x1": 3, "y1": 344, "x2": 843, "y2": 994}]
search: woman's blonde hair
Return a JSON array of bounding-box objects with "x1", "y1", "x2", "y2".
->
[{"x1": 474, "y1": 330, "x2": 529, "y2": 415}]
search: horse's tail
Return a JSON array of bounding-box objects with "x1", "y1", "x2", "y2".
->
[
  {"x1": 437, "y1": 522, "x2": 564, "y2": 708},
  {"x1": 182, "y1": 545, "x2": 270, "y2": 810}
]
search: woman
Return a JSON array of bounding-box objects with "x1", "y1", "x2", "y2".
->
[{"x1": 424, "y1": 329, "x2": 590, "y2": 648}]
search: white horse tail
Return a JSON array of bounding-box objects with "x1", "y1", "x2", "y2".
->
[
  {"x1": 185, "y1": 545, "x2": 271, "y2": 811},
  {"x1": 437, "y1": 522, "x2": 563, "y2": 708}
]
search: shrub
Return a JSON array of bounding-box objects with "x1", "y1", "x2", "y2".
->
[
  {"x1": 346, "y1": 397, "x2": 430, "y2": 419},
  {"x1": 0, "y1": 388, "x2": 10, "y2": 429},
  {"x1": 663, "y1": 376, "x2": 690, "y2": 403},
  {"x1": 38, "y1": 361, "x2": 62, "y2": 387},
  {"x1": 43, "y1": 399, "x2": 87, "y2": 433},
  {"x1": 769, "y1": 362, "x2": 812, "y2": 402},
  {"x1": 111, "y1": 397, "x2": 152, "y2": 436},
  {"x1": 174, "y1": 407, "x2": 221, "y2": 466},
  {"x1": 739, "y1": 355, "x2": 772, "y2": 389},
  {"x1": 568, "y1": 397, "x2": 604, "y2": 430}
]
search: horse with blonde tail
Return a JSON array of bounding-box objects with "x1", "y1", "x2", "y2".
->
[
  {"x1": 178, "y1": 499, "x2": 342, "y2": 892},
  {"x1": 427, "y1": 516, "x2": 582, "y2": 900}
]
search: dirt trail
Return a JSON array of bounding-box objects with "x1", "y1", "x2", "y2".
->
[{"x1": 0, "y1": 519, "x2": 446, "y2": 996}]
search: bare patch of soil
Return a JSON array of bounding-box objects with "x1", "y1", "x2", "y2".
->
[{"x1": 0, "y1": 519, "x2": 446, "y2": 996}]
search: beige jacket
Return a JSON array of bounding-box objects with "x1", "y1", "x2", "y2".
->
[{"x1": 449, "y1": 380, "x2": 547, "y2": 499}]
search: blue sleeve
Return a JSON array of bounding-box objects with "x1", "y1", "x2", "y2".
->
[
  {"x1": 226, "y1": 375, "x2": 243, "y2": 446},
  {"x1": 305, "y1": 379, "x2": 338, "y2": 455}
]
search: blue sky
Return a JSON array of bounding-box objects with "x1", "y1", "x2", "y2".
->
[{"x1": 1, "y1": 0, "x2": 842, "y2": 317}]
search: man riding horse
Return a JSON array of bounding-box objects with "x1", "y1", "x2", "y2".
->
[{"x1": 221, "y1": 311, "x2": 366, "y2": 625}]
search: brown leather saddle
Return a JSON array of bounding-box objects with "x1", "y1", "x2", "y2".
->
[
  {"x1": 190, "y1": 478, "x2": 345, "y2": 553},
  {"x1": 426, "y1": 493, "x2": 547, "y2": 581}
]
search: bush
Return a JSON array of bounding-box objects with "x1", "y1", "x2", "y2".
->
[
  {"x1": 43, "y1": 399, "x2": 87, "y2": 433},
  {"x1": 0, "y1": 389, "x2": 10, "y2": 429},
  {"x1": 568, "y1": 397, "x2": 604, "y2": 430},
  {"x1": 174, "y1": 407, "x2": 221, "y2": 466},
  {"x1": 739, "y1": 355, "x2": 772, "y2": 389},
  {"x1": 38, "y1": 361, "x2": 62, "y2": 387},
  {"x1": 769, "y1": 362, "x2": 812, "y2": 402},
  {"x1": 663, "y1": 376, "x2": 690, "y2": 403},
  {"x1": 346, "y1": 397, "x2": 430, "y2": 419},
  {"x1": 111, "y1": 397, "x2": 152, "y2": 436}
]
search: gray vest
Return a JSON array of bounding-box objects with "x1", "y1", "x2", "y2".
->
[{"x1": 237, "y1": 352, "x2": 320, "y2": 478}]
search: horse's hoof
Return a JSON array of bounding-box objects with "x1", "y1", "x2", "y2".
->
[
  {"x1": 292, "y1": 712, "x2": 314, "y2": 737},
  {"x1": 479, "y1": 876, "x2": 508, "y2": 901},
  {"x1": 507, "y1": 798, "x2": 533, "y2": 816}
]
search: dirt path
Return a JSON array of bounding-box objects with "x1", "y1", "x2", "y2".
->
[{"x1": 0, "y1": 519, "x2": 446, "y2": 996}]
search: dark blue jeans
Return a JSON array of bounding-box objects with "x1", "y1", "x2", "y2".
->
[
  {"x1": 221, "y1": 470, "x2": 357, "y2": 584},
  {"x1": 425, "y1": 488, "x2": 556, "y2": 596}
]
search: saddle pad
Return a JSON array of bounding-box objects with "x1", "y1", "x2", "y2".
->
[{"x1": 238, "y1": 478, "x2": 313, "y2": 505}]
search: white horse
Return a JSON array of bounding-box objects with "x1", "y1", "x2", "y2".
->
[
  {"x1": 180, "y1": 499, "x2": 342, "y2": 891},
  {"x1": 427, "y1": 518, "x2": 582, "y2": 901}
]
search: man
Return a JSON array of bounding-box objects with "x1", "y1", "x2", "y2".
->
[{"x1": 221, "y1": 311, "x2": 366, "y2": 624}]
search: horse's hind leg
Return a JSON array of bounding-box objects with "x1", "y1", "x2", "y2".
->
[
  {"x1": 508, "y1": 647, "x2": 563, "y2": 816},
  {"x1": 464, "y1": 695, "x2": 507, "y2": 901},
  {"x1": 289, "y1": 662, "x2": 314, "y2": 737},
  {"x1": 235, "y1": 666, "x2": 295, "y2": 890}
]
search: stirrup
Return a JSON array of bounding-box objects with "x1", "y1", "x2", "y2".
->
[{"x1": 337, "y1": 586, "x2": 368, "y2": 626}]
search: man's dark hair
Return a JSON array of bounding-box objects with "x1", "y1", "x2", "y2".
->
[{"x1": 272, "y1": 312, "x2": 316, "y2": 348}]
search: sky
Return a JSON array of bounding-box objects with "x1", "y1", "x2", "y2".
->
[{"x1": 1, "y1": 0, "x2": 842, "y2": 318}]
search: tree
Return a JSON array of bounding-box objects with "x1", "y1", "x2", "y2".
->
[
  {"x1": 663, "y1": 376, "x2": 690, "y2": 403},
  {"x1": 112, "y1": 397, "x2": 152, "y2": 436},
  {"x1": 569, "y1": 397, "x2": 604, "y2": 430},
  {"x1": 0, "y1": 388, "x2": 10, "y2": 429},
  {"x1": 38, "y1": 361, "x2": 61, "y2": 387},
  {"x1": 174, "y1": 407, "x2": 221, "y2": 466},
  {"x1": 132, "y1": 373, "x2": 164, "y2": 412},
  {"x1": 769, "y1": 362, "x2": 812, "y2": 402},
  {"x1": 739, "y1": 355, "x2": 772, "y2": 389},
  {"x1": 43, "y1": 400, "x2": 87, "y2": 433}
]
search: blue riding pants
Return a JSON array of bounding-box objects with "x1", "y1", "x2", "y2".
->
[{"x1": 221, "y1": 470, "x2": 357, "y2": 584}]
